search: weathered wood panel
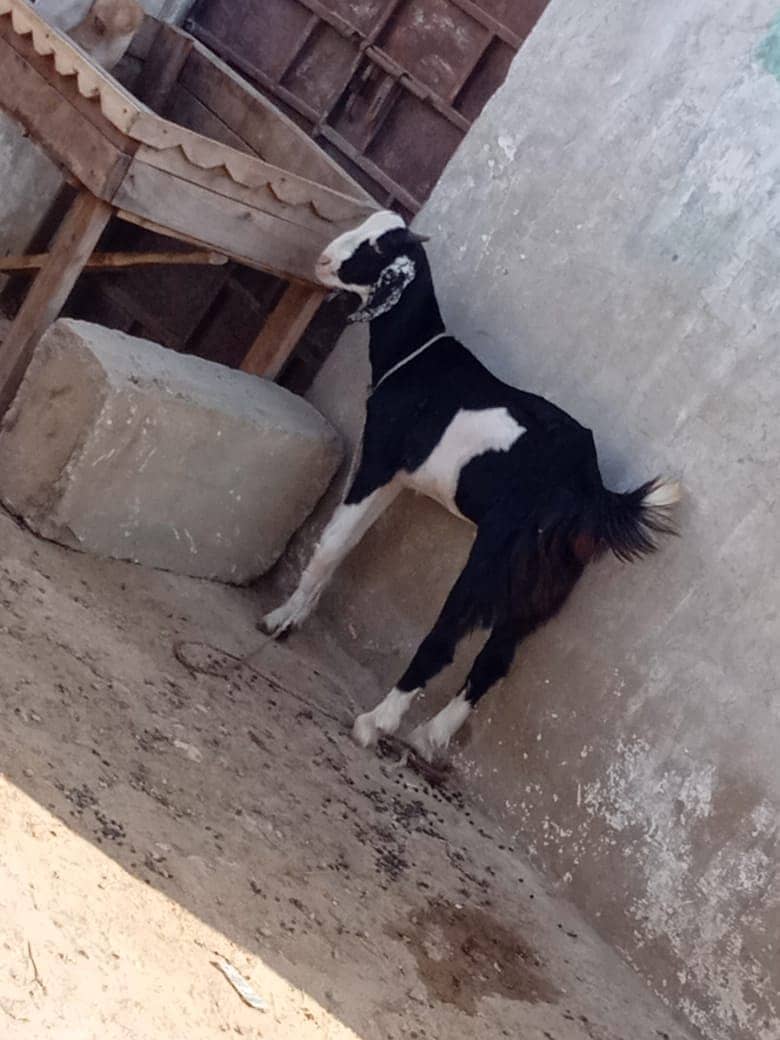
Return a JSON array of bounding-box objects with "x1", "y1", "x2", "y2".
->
[
  {"x1": 132, "y1": 141, "x2": 358, "y2": 244},
  {"x1": 112, "y1": 158, "x2": 325, "y2": 282},
  {"x1": 0, "y1": 35, "x2": 129, "y2": 198},
  {"x1": 134, "y1": 22, "x2": 193, "y2": 114},
  {"x1": 165, "y1": 85, "x2": 252, "y2": 153},
  {"x1": 179, "y1": 43, "x2": 374, "y2": 200}
]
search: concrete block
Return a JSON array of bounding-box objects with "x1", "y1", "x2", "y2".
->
[{"x1": 0, "y1": 320, "x2": 342, "y2": 583}]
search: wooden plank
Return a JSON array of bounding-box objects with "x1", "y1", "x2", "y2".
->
[
  {"x1": 318, "y1": 125, "x2": 422, "y2": 213},
  {"x1": 127, "y1": 108, "x2": 373, "y2": 220},
  {"x1": 126, "y1": 13, "x2": 163, "y2": 61},
  {"x1": 267, "y1": 0, "x2": 471, "y2": 131},
  {"x1": 310, "y1": 0, "x2": 406, "y2": 136},
  {"x1": 0, "y1": 36, "x2": 130, "y2": 199},
  {"x1": 179, "y1": 42, "x2": 375, "y2": 201},
  {"x1": 447, "y1": 0, "x2": 522, "y2": 48},
  {"x1": 0, "y1": 13, "x2": 138, "y2": 152},
  {"x1": 187, "y1": 27, "x2": 421, "y2": 211},
  {"x1": 0, "y1": 249, "x2": 227, "y2": 272},
  {"x1": 112, "y1": 158, "x2": 326, "y2": 283},
  {"x1": 134, "y1": 22, "x2": 193, "y2": 114},
  {"x1": 240, "y1": 283, "x2": 326, "y2": 380},
  {"x1": 166, "y1": 84, "x2": 251, "y2": 153},
  {"x1": 0, "y1": 192, "x2": 112, "y2": 417},
  {"x1": 131, "y1": 143, "x2": 361, "y2": 242}
]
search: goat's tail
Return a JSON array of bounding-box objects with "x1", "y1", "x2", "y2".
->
[{"x1": 596, "y1": 477, "x2": 681, "y2": 562}]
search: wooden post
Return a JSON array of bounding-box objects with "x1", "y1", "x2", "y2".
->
[
  {"x1": 240, "y1": 283, "x2": 326, "y2": 380},
  {"x1": 0, "y1": 191, "x2": 112, "y2": 417}
]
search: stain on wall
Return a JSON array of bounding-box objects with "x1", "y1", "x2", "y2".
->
[{"x1": 756, "y1": 12, "x2": 780, "y2": 78}]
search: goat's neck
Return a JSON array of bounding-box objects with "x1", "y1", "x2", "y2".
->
[{"x1": 367, "y1": 267, "x2": 444, "y2": 385}]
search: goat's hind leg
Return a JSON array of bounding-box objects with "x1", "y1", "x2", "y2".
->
[
  {"x1": 409, "y1": 620, "x2": 519, "y2": 762},
  {"x1": 260, "y1": 482, "x2": 398, "y2": 637},
  {"x1": 409, "y1": 515, "x2": 587, "y2": 761},
  {"x1": 352, "y1": 534, "x2": 489, "y2": 748}
]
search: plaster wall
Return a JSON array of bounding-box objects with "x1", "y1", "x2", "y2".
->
[{"x1": 295, "y1": 3, "x2": 780, "y2": 1037}]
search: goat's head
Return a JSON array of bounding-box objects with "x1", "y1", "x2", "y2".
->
[{"x1": 315, "y1": 210, "x2": 429, "y2": 322}]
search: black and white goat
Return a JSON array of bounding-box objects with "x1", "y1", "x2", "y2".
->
[{"x1": 261, "y1": 211, "x2": 680, "y2": 762}]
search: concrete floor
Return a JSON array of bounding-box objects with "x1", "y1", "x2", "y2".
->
[{"x1": 0, "y1": 506, "x2": 693, "y2": 1040}]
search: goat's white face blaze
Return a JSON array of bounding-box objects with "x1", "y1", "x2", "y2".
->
[
  {"x1": 315, "y1": 210, "x2": 407, "y2": 303},
  {"x1": 316, "y1": 210, "x2": 405, "y2": 282}
]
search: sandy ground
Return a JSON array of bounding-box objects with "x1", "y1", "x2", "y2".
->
[{"x1": 0, "y1": 505, "x2": 692, "y2": 1040}]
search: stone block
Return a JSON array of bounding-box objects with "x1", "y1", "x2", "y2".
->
[{"x1": 0, "y1": 319, "x2": 342, "y2": 583}]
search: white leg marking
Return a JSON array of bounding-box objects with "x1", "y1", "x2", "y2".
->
[
  {"x1": 409, "y1": 690, "x2": 472, "y2": 762},
  {"x1": 261, "y1": 484, "x2": 398, "y2": 636},
  {"x1": 352, "y1": 687, "x2": 419, "y2": 748}
]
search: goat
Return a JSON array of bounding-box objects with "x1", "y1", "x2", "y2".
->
[
  {"x1": 261, "y1": 210, "x2": 680, "y2": 763},
  {"x1": 36, "y1": 0, "x2": 144, "y2": 71}
]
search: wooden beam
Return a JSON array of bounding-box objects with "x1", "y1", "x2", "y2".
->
[
  {"x1": 0, "y1": 192, "x2": 112, "y2": 418},
  {"x1": 240, "y1": 284, "x2": 326, "y2": 380},
  {"x1": 0, "y1": 249, "x2": 228, "y2": 273},
  {"x1": 112, "y1": 158, "x2": 327, "y2": 283}
]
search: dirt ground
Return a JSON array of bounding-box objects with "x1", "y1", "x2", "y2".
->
[{"x1": 0, "y1": 504, "x2": 691, "y2": 1040}]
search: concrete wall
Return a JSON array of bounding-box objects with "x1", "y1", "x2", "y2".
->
[
  {"x1": 294, "y1": 3, "x2": 780, "y2": 1038},
  {"x1": 0, "y1": 1, "x2": 194, "y2": 272}
]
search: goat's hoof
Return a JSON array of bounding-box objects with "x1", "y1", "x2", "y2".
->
[
  {"x1": 352, "y1": 712, "x2": 380, "y2": 748},
  {"x1": 257, "y1": 604, "x2": 295, "y2": 638},
  {"x1": 408, "y1": 725, "x2": 444, "y2": 765}
]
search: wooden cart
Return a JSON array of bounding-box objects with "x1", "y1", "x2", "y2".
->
[{"x1": 0, "y1": 0, "x2": 376, "y2": 415}]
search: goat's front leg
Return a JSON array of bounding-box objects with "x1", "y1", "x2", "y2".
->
[{"x1": 260, "y1": 481, "x2": 399, "y2": 637}]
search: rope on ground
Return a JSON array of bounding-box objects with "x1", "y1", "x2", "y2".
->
[{"x1": 172, "y1": 639, "x2": 348, "y2": 726}]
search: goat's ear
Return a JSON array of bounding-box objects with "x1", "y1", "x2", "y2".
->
[
  {"x1": 376, "y1": 227, "x2": 429, "y2": 256},
  {"x1": 348, "y1": 256, "x2": 416, "y2": 323}
]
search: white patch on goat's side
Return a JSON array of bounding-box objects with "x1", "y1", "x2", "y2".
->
[
  {"x1": 352, "y1": 687, "x2": 419, "y2": 747},
  {"x1": 408, "y1": 407, "x2": 525, "y2": 518},
  {"x1": 410, "y1": 691, "x2": 472, "y2": 761},
  {"x1": 320, "y1": 210, "x2": 406, "y2": 271}
]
